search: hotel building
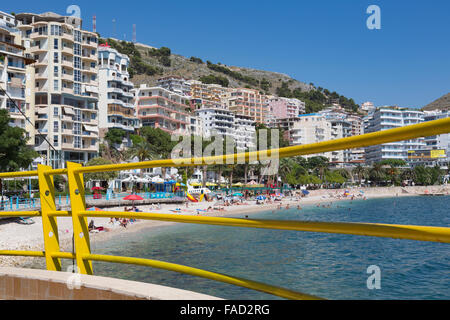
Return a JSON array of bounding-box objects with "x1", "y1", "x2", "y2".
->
[
  {"x1": 364, "y1": 107, "x2": 426, "y2": 164},
  {"x1": 195, "y1": 106, "x2": 235, "y2": 140},
  {"x1": 267, "y1": 97, "x2": 305, "y2": 120},
  {"x1": 0, "y1": 11, "x2": 34, "y2": 141},
  {"x1": 157, "y1": 76, "x2": 191, "y2": 97},
  {"x1": 188, "y1": 80, "x2": 230, "y2": 110},
  {"x1": 225, "y1": 88, "x2": 268, "y2": 123},
  {"x1": 14, "y1": 12, "x2": 100, "y2": 168},
  {"x1": 234, "y1": 114, "x2": 256, "y2": 151},
  {"x1": 134, "y1": 84, "x2": 190, "y2": 135},
  {"x1": 290, "y1": 114, "x2": 332, "y2": 160},
  {"x1": 98, "y1": 44, "x2": 138, "y2": 149}
]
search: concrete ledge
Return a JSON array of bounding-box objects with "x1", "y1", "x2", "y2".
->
[{"x1": 0, "y1": 267, "x2": 222, "y2": 300}]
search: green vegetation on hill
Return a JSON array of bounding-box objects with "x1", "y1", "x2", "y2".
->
[
  {"x1": 199, "y1": 74, "x2": 229, "y2": 87},
  {"x1": 206, "y1": 61, "x2": 268, "y2": 90},
  {"x1": 99, "y1": 38, "x2": 163, "y2": 78}
]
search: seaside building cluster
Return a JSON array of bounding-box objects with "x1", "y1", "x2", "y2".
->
[{"x1": 1, "y1": 10, "x2": 449, "y2": 175}]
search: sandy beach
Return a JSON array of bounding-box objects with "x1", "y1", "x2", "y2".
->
[{"x1": 0, "y1": 184, "x2": 448, "y2": 268}]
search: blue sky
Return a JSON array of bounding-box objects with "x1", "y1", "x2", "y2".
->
[{"x1": 5, "y1": 0, "x2": 450, "y2": 108}]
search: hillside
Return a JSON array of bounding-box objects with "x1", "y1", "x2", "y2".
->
[
  {"x1": 100, "y1": 38, "x2": 360, "y2": 113},
  {"x1": 422, "y1": 93, "x2": 450, "y2": 111}
]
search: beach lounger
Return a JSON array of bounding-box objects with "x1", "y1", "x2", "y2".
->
[{"x1": 18, "y1": 217, "x2": 35, "y2": 225}]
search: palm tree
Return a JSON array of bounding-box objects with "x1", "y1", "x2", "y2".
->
[
  {"x1": 352, "y1": 165, "x2": 367, "y2": 185},
  {"x1": 369, "y1": 162, "x2": 386, "y2": 186}
]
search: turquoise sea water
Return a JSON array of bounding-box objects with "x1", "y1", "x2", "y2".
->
[{"x1": 32, "y1": 196, "x2": 450, "y2": 299}]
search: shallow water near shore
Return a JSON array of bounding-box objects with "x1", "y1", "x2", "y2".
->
[{"x1": 29, "y1": 196, "x2": 450, "y2": 299}]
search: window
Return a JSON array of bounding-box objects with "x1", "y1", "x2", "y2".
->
[
  {"x1": 74, "y1": 30, "x2": 81, "y2": 43},
  {"x1": 73, "y1": 43, "x2": 81, "y2": 56},
  {"x1": 53, "y1": 121, "x2": 59, "y2": 132},
  {"x1": 53, "y1": 107, "x2": 59, "y2": 117},
  {"x1": 74, "y1": 83, "x2": 81, "y2": 95},
  {"x1": 54, "y1": 38, "x2": 58, "y2": 49},
  {"x1": 74, "y1": 56, "x2": 81, "y2": 69},
  {"x1": 90, "y1": 62, "x2": 96, "y2": 68},
  {"x1": 53, "y1": 135, "x2": 59, "y2": 147},
  {"x1": 75, "y1": 110, "x2": 81, "y2": 122},
  {"x1": 74, "y1": 123, "x2": 81, "y2": 134},
  {"x1": 54, "y1": 66, "x2": 58, "y2": 77},
  {"x1": 74, "y1": 70, "x2": 81, "y2": 82},
  {"x1": 54, "y1": 80, "x2": 59, "y2": 90},
  {"x1": 54, "y1": 52, "x2": 59, "y2": 63}
]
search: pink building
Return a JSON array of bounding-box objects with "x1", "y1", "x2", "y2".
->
[{"x1": 267, "y1": 97, "x2": 305, "y2": 120}]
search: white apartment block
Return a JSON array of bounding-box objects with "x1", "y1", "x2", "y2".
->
[
  {"x1": 15, "y1": 12, "x2": 100, "y2": 168},
  {"x1": 134, "y1": 84, "x2": 190, "y2": 135},
  {"x1": 291, "y1": 114, "x2": 332, "y2": 160},
  {"x1": 419, "y1": 110, "x2": 450, "y2": 168},
  {"x1": 234, "y1": 114, "x2": 256, "y2": 151},
  {"x1": 195, "y1": 106, "x2": 235, "y2": 140},
  {"x1": 98, "y1": 45, "x2": 138, "y2": 149},
  {"x1": 364, "y1": 107, "x2": 426, "y2": 164},
  {"x1": 157, "y1": 76, "x2": 191, "y2": 97},
  {"x1": 0, "y1": 12, "x2": 34, "y2": 142}
]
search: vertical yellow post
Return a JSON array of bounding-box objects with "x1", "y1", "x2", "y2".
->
[
  {"x1": 37, "y1": 164, "x2": 61, "y2": 271},
  {"x1": 66, "y1": 161, "x2": 93, "y2": 275}
]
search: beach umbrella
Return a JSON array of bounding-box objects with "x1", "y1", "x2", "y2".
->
[
  {"x1": 256, "y1": 195, "x2": 266, "y2": 201},
  {"x1": 123, "y1": 194, "x2": 144, "y2": 201},
  {"x1": 91, "y1": 186, "x2": 104, "y2": 191},
  {"x1": 302, "y1": 190, "x2": 310, "y2": 195},
  {"x1": 232, "y1": 192, "x2": 243, "y2": 197},
  {"x1": 123, "y1": 194, "x2": 144, "y2": 207}
]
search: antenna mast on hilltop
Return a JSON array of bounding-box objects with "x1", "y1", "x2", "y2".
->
[
  {"x1": 133, "y1": 24, "x2": 136, "y2": 43},
  {"x1": 112, "y1": 18, "x2": 116, "y2": 38},
  {"x1": 92, "y1": 15, "x2": 96, "y2": 33}
]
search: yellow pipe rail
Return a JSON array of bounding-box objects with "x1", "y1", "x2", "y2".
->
[
  {"x1": 84, "y1": 253, "x2": 323, "y2": 300},
  {"x1": 0, "y1": 211, "x2": 41, "y2": 217},
  {"x1": 79, "y1": 211, "x2": 450, "y2": 243},
  {"x1": 0, "y1": 250, "x2": 45, "y2": 257}
]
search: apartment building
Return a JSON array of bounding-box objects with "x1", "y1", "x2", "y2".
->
[
  {"x1": 157, "y1": 76, "x2": 191, "y2": 97},
  {"x1": 414, "y1": 110, "x2": 450, "y2": 168},
  {"x1": 225, "y1": 88, "x2": 268, "y2": 123},
  {"x1": 364, "y1": 107, "x2": 426, "y2": 164},
  {"x1": 234, "y1": 114, "x2": 256, "y2": 151},
  {"x1": 98, "y1": 44, "x2": 138, "y2": 149},
  {"x1": 290, "y1": 114, "x2": 332, "y2": 160},
  {"x1": 134, "y1": 84, "x2": 190, "y2": 135},
  {"x1": 267, "y1": 97, "x2": 305, "y2": 120},
  {"x1": 188, "y1": 80, "x2": 230, "y2": 110},
  {"x1": 195, "y1": 106, "x2": 235, "y2": 140},
  {"x1": 0, "y1": 11, "x2": 34, "y2": 142},
  {"x1": 15, "y1": 12, "x2": 100, "y2": 168}
]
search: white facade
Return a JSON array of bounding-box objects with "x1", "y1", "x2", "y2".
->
[
  {"x1": 291, "y1": 114, "x2": 332, "y2": 160},
  {"x1": 15, "y1": 12, "x2": 100, "y2": 168},
  {"x1": 98, "y1": 45, "x2": 138, "y2": 149},
  {"x1": 234, "y1": 114, "x2": 256, "y2": 151},
  {"x1": 364, "y1": 108, "x2": 426, "y2": 164},
  {"x1": 195, "y1": 106, "x2": 235, "y2": 139},
  {"x1": 157, "y1": 76, "x2": 191, "y2": 97},
  {"x1": 420, "y1": 110, "x2": 450, "y2": 168},
  {"x1": 0, "y1": 12, "x2": 31, "y2": 137}
]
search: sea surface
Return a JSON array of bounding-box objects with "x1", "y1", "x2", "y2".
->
[{"x1": 30, "y1": 196, "x2": 450, "y2": 299}]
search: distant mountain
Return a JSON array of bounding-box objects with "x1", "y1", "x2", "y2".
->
[{"x1": 422, "y1": 93, "x2": 450, "y2": 111}]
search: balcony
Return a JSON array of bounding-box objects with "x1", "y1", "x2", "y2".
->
[
  {"x1": 61, "y1": 46, "x2": 74, "y2": 55},
  {"x1": 82, "y1": 41, "x2": 97, "y2": 49},
  {"x1": 61, "y1": 60, "x2": 74, "y2": 69},
  {"x1": 34, "y1": 59, "x2": 49, "y2": 67},
  {"x1": 30, "y1": 45, "x2": 47, "y2": 53},
  {"x1": 30, "y1": 32, "x2": 48, "y2": 40},
  {"x1": 61, "y1": 33, "x2": 74, "y2": 42},
  {"x1": 35, "y1": 72, "x2": 48, "y2": 80},
  {"x1": 61, "y1": 73, "x2": 74, "y2": 82},
  {"x1": 81, "y1": 53, "x2": 97, "y2": 62}
]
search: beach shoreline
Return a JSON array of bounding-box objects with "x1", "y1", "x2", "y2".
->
[{"x1": 0, "y1": 184, "x2": 448, "y2": 268}]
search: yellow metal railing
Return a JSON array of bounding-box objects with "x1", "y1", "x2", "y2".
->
[{"x1": 1, "y1": 117, "x2": 450, "y2": 300}]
